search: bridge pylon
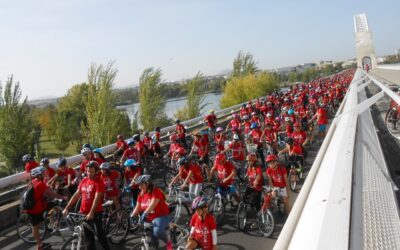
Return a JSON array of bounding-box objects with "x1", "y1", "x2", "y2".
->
[{"x1": 354, "y1": 13, "x2": 377, "y2": 69}]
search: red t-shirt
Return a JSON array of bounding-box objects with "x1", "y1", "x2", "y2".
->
[
  {"x1": 25, "y1": 161, "x2": 39, "y2": 173},
  {"x1": 193, "y1": 139, "x2": 208, "y2": 157},
  {"x1": 290, "y1": 145, "x2": 303, "y2": 155},
  {"x1": 137, "y1": 187, "x2": 169, "y2": 222},
  {"x1": 79, "y1": 177, "x2": 105, "y2": 214},
  {"x1": 94, "y1": 157, "x2": 106, "y2": 166},
  {"x1": 100, "y1": 170, "x2": 120, "y2": 197},
  {"x1": 57, "y1": 167, "x2": 76, "y2": 185},
  {"x1": 190, "y1": 213, "x2": 217, "y2": 250},
  {"x1": 116, "y1": 140, "x2": 128, "y2": 151},
  {"x1": 124, "y1": 167, "x2": 142, "y2": 189},
  {"x1": 249, "y1": 129, "x2": 263, "y2": 146},
  {"x1": 176, "y1": 124, "x2": 186, "y2": 139},
  {"x1": 80, "y1": 157, "x2": 94, "y2": 173},
  {"x1": 205, "y1": 114, "x2": 217, "y2": 127},
  {"x1": 229, "y1": 141, "x2": 245, "y2": 161},
  {"x1": 243, "y1": 121, "x2": 251, "y2": 135},
  {"x1": 214, "y1": 133, "x2": 225, "y2": 151},
  {"x1": 266, "y1": 166, "x2": 287, "y2": 188},
  {"x1": 316, "y1": 108, "x2": 328, "y2": 125},
  {"x1": 43, "y1": 167, "x2": 55, "y2": 184},
  {"x1": 247, "y1": 166, "x2": 263, "y2": 191},
  {"x1": 25, "y1": 179, "x2": 48, "y2": 214},
  {"x1": 291, "y1": 131, "x2": 307, "y2": 146},
  {"x1": 216, "y1": 162, "x2": 235, "y2": 187},
  {"x1": 122, "y1": 148, "x2": 140, "y2": 161},
  {"x1": 263, "y1": 128, "x2": 276, "y2": 143},
  {"x1": 229, "y1": 119, "x2": 241, "y2": 130},
  {"x1": 179, "y1": 163, "x2": 204, "y2": 184},
  {"x1": 143, "y1": 137, "x2": 152, "y2": 150}
]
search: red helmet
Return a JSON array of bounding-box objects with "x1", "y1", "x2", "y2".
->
[{"x1": 266, "y1": 154, "x2": 278, "y2": 163}]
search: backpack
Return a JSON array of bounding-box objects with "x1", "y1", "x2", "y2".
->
[{"x1": 21, "y1": 185, "x2": 35, "y2": 210}]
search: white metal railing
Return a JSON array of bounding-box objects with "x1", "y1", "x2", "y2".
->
[{"x1": 274, "y1": 69, "x2": 400, "y2": 249}]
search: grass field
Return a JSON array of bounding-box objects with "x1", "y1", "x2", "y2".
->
[{"x1": 39, "y1": 132, "x2": 78, "y2": 160}]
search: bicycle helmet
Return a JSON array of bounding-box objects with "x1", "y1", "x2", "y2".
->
[
  {"x1": 87, "y1": 160, "x2": 99, "y2": 169},
  {"x1": 275, "y1": 116, "x2": 281, "y2": 121},
  {"x1": 233, "y1": 134, "x2": 239, "y2": 140},
  {"x1": 31, "y1": 166, "x2": 46, "y2": 177},
  {"x1": 143, "y1": 131, "x2": 149, "y2": 136},
  {"x1": 57, "y1": 157, "x2": 67, "y2": 167},
  {"x1": 93, "y1": 148, "x2": 102, "y2": 154},
  {"x1": 209, "y1": 109, "x2": 215, "y2": 114},
  {"x1": 251, "y1": 112, "x2": 257, "y2": 116},
  {"x1": 288, "y1": 109, "x2": 294, "y2": 115},
  {"x1": 82, "y1": 143, "x2": 94, "y2": 150},
  {"x1": 135, "y1": 174, "x2": 151, "y2": 185},
  {"x1": 175, "y1": 119, "x2": 181, "y2": 124},
  {"x1": 81, "y1": 147, "x2": 92, "y2": 155},
  {"x1": 155, "y1": 127, "x2": 161, "y2": 132},
  {"x1": 100, "y1": 162, "x2": 110, "y2": 170},
  {"x1": 232, "y1": 113, "x2": 238, "y2": 119},
  {"x1": 191, "y1": 196, "x2": 209, "y2": 210},
  {"x1": 242, "y1": 115, "x2": 249, "y2": 120},
  {"x1": 40, "y1": 158, "x2": 49, "y2": 166},
  {"x1": 132, "y1": 134, "x2": 140, "y2": 141},
  {"x1": 284, "y1": 117, "x2": 291, "y2": 122},
  {"x1": 22, "y1": 154, "x2": 32, "y2": 162},
  {"x1": 266, "y1": 113, "x2": 272, "y2": 117},
  {"x1": 117, "y1": 134, "x2": 123, "y2": 139},
  {"x1": 124, "y1": 159, "x2": 137, "y2": 167},
  {"x1": 127, "y1": 139, "x2": 135, "y2": 146},
  {"x1": 216, "y1": 127, "x2": 223, "y2": 133},
  {"x1": 177, "y1": 156, "x2": 188, "y2": 166},
  {"x1": 265, "y1": 154, "x2": 278, "y2": 163},
  {"x1": 250, "y1": 122, "x2": 258, "y2": 129}
]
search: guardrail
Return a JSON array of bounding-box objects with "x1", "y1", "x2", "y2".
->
[{"x1": 274, "y1": 69, "x2": 400, "y2": 249}]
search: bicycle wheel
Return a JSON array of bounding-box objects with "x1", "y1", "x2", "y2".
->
[
  {"x1": 170, "y1": 224, "x2": 190, "y2": 248},
  {"x1": 106, "y1": 208, "x2": 130, "y2": 245},
  {"x1": 257, "y1": 209, "x2": 275, "y2": 238},
  {"x1": 60, "y1": 235, "x2": 88, "y2": 250},
  {"x1": 200, "y1": 185, "x2": 216, "y2": 199},
  {"x1": 171, "y1": 202, "x2": 191, "y2": 226},
  {"x1": 288, "y1": 170, "x2": 297, "y2": 192},
  {"x1": 208, "y1": 197, "x2": 225, "y2": 226},
  {"x1": 236, "y1": 202, "x2": 248, "y2": 231},
  {"x1": 16, "y1": 212, "x2": 47, "y2": 244}
]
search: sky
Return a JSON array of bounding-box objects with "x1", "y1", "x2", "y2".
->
[{"x1": 0, "y1": 0, "x2": 399, "y2": 100}]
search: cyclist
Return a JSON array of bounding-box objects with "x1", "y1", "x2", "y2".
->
[
  {"x1": 175, "y1": 119, "x2": 187, "y2": 148},
  {"x1": 121, "y1": 139, "x2": 141, "y2": 165},
  {"x1": 224, "y1": 134, "x2": 246, "y2": 162},
  {"x1": 26, "y1": 166, "x2": 67, "y2": 250},
  {"x1": 225, "y1": 113, "x2": 241, "y2": 135},
  {"x1": 186, "y1": 196, "x2": 217, "y2": 250},
  {"x1": 130, "y1": 175, "x2": 173, "y2": 250},
  {"x1": 49, "y1": 158, "x2": 76, "y2": 194},
  {"x1": 62, "y1": 161, "x2": 110, "y2": 250},
  {"x1": 39, "y1": 158, "x2": 55, "y2": 185},
  {"x1": 93, "y1": 148, "x2": 106, "y2": 165},
  {"x1": 168, "y1": 156, "x2": 204, "y2": 199},
  {"x1": 265, "y1": 155, "x2": 291, "y2": 216},
  {"x1": 214, "y1": 127, "x2": 226, "y2": 152},
  {"x1": 291, "y1": 122, "x2": 309, "y2": 148},
  {"x1": 189, "y1": 131, "x2": 209, "y2": 167},
  {"x1": 242, "y1": 115, "x2": 251, "y2": 139},
  {"x1": 143, "y1": 131, "x2": 153, "y2": 155},
  {"x1": 133, "y1": 134, "x2": 147, "y2": 160},
  {"x1": 151, "y1": 127, "x2": 162, "y2": 158},
  {"x1": 245, "y1": 153, "x2": 264, "y2": 212},
  {"x1": 79, "y1": 147, "x2": 94, "y2": 174},
  {"x1": 262, "y1": 122, "x2": 277, "y2": 155},
  {"x1": 23, "y1": 154, "x2": 39, "y2": 175},
  {"x1": 310, "y1": 103, "x2": 328, "y2": 141},
  {"x1": 248, "y1": 122, "x2": 265, "y2": 169},
  {"x1": 204, "y1": 109, "x2": 218, "y2": 132},
  {"x1": 250, "y1": 112, "x2": 261, "y2": 128},
  {"x1": 124, "y1": 159, "x2": 142, "y2": 205},
  {"x1": 167, "y1": 134, "x2": 185, "y2": 162},
  {"x1": 208, "y1": 153, "x2": 240, "y2": 204},
  {"x1": 114, "y1": 134, "x2": 128, "y2": 159},
  {"x1": 100, "y1": 162, "x2": 120, "y2": 208}
]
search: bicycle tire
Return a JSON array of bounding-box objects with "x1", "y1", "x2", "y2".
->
[
  {"x1": 236, "y1": 202, "x2": 248, "y2": 231},
  {"x1": 170, "y1": 224, "x2": 190, "y2": 248},
  {"x1": 163, "y1": 169, "x2": 177, "y2": 187},
  {"x1": 209, "y1": 196, "x2": 225, "y2": 226},
  {"x1": 257, "y1": 209, "x2": 275, "y2": 238},
  {"x1": 16, "y1": 212, "x2": 47, "y2": 244},
  {"x1": 60, "y1": 235, "x2": 88, "y2": 250},
  {"x1": 200, "y1": 185, "x2": 216, "y2": 199},
  {"x1": 171, "y1": 202, "x2": 191, "y2": 226},
  {"x1": 288, "y1": 170, "x2": 297, "y2": 192},
  {"x1": 106, "y1": 208, "x2": 130, "y2": 245}
]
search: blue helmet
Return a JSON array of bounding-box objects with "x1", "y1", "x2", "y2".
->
[
  {"x1": 124, "y1": 159, "x2": 137, "y2": 167},
  {"x1": 93, "y1": 148, "x2": 102, "y2": 154},
  {"x1": 288, "y1": 109, "x2": 294, "y2": 115},
  {"x1": 250, "y1": 122, "x2": 258, "y2": 129}
]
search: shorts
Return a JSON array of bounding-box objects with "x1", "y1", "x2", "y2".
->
[
  {"x1": 28, "y1": 212, "x2": 45, "y2": 226},
  {"x1": 273, "y1": 187, "x2": 288, "y2": 198},
  {"x1": 318, "y1": 124, "x2": 327, "y2": 132},
  {"x1": 217, "y1": 185, "x2": 237, "y2": 197}
]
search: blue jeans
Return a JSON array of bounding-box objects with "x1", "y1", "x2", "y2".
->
[{"x1": 146, "y1": 215, "x2": 170, "y2": 247}]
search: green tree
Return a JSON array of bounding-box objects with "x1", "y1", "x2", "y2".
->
[
  {"x1": 174, "y1": 72, "x2": 207, "y2": 120},
  {"x1": 51, "y1": 111, "x2": 72, "y2": 153},
  {"x1": 138, "y1": 68, "x2": 169, "y2": 131},
  {"x1": 220, "y1": 72, "x2": 279, "y2": 108},
  {"x1": 84, "y1": 62, "x2": 130, "y2": 146},
  {"x1": 0, "y1": 76, "x2": 38, "y2": 173},
  {"x1": 232, "y1": 51, "x2": 258, "y2": 78}
]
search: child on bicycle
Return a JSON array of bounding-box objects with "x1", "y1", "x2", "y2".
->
[{"x1": 186, "y1": 196, "x2": 217, "y2": 250}]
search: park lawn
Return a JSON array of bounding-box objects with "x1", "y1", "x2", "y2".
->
[{"x1": 39, "y1": 132, "x2": 78, "y2": 160}]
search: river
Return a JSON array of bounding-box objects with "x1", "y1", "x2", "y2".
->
[{"x1": 117, "y1": 93, "x2": 222, "y2": 121}]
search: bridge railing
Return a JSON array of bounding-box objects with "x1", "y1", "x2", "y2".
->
[{"x1": 274, "y1": 69, "x2": 400, "y2": 249}]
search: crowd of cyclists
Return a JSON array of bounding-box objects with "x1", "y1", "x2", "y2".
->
[{"x1": 20, "y1": 69, "x2": 355, "y2": 250}]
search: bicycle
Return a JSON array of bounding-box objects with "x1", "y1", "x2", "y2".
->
[
  {"x1": 287, "y1": 155, "x2": 304, "y2": 192},
  {"x1": 167, "y1": 185, "x2": 192, "y2": 227},
  {"x1": 208, "y1": 184, "x2": 239, "y2": 226},
  {"x1": 60, "y1": 213, "x2": 91, "y2": 250},
  {"x1": 102, "y1": 199, "x2": 130, "y2": 245}
]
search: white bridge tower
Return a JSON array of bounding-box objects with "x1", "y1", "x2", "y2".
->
[{"x1": 354, "y1": 13, "x2": 377, "y2": 69}]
